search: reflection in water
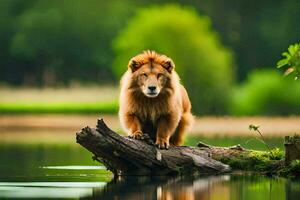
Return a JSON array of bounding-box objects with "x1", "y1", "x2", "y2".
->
[
  {"x1": 0, "y1": 185, "x2": 96, "y2": 199},
  {"x1": 84, "y1": 175, "x2": 300, "y2": 200},
  {"x1": 83, "y1": 175, "x2": 230, "y2": 200},
  {"x1": 1, "y1": 174, "x2": 300, "y2": 199},
  {"x1": 0, "y1": 142, "x2": 299, "y2": 199},
  {"x1": 41, "y1": 165, "x2": 106, "y2": 170}
]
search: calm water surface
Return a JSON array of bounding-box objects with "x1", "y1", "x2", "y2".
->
[{"x1": 0, "y1": 131, "x2": 299, "y2": 199}]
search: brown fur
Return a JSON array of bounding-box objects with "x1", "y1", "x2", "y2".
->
[{"x1": 119, "y1": 50, "x2": 193, "y2": 148}]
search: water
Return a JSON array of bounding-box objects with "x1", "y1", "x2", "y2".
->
[{"x1": 0, "y1": 134, "x2": 299, "y2": 199}]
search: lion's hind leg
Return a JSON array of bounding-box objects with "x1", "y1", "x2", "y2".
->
[{"x1": 170, "y1": 112, "x2": 193, "y2": 146}]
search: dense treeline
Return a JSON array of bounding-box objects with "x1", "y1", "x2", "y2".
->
[
  {"x1": 1, "y1": 0, "x2": 299, "y2": 86},
  {"x1": 0, "y1": 0, "x2": 299, "y2": 115},
  {"x1": 0, "y1": 0, "x2": 133, "y2": 85}
]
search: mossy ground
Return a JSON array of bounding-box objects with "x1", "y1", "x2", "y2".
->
[
  {"x1": 219, "y1": 148, "x2": 300, "y2": 178},
  {"x1": 278, "y1": 160, "x2": 300, "y2": 178}
]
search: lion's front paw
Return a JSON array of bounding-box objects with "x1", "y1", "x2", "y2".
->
[
  {"x1": 129, "y1": 130, "x2": 143, "y2": 139},
  {"x1": 155, "y1": 137, "x2": 169, "y2": 149}
]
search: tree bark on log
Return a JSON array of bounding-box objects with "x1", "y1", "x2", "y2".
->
[
  {"x1": 76, "y1": 119, "x2": 261, "y2": 177},
  {"x1": 284, "y1": 135, "x2": 300, "y2": 165}
]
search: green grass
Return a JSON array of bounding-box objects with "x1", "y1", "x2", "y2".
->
[
  {"x1": 185, "y1": 135, "x2": 284, "y2": 151},
  {"x1": 0, "y1": 86, "x2": 119, "y2": 114},
  {"x1": 0, "y1": 101, "x2": 118, "y2": 114}
]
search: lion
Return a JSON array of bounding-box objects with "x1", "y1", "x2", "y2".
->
[{"x1": 119, "y1": 50, "x2": 193, "y2": 149}]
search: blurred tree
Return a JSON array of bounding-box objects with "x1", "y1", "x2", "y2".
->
[
  {"x1": 4, "y1": 0, "x2": 134, "y2": 86},
  {"x1": 1, "y1": 0, "x2": 299, "y2": 89},
  {"x1": 0, "y1": 0, "x2": 36, "y2": 85},
  {"x1": 113, "y1": 4, "x2": 235, "y2": 115},
  {"x1": 187, "y1": 0, "x2": 300, "y2": 81},
  {"x1": 230, "y1": 70, "x2": 300, "y2": 115}
]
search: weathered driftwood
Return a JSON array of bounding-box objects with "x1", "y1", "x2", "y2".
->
[
  {"x1": 76, "y1": 119, "x2": 300, "y2": 178},
  {"x1": 76, "y1": 119, "x2": 264, "y2": 176}
]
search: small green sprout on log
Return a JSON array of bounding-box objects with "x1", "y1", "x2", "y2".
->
[
  {"x1": 249, "y1": 124, "x2": 275, "y2": 158},
  {"x1": 277, "y1": 43, "x2": 300, "y2": 80}
]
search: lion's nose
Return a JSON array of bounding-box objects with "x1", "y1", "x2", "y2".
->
[{"x1": 148, "y1": 86, "x2": 157, "y2": 92}]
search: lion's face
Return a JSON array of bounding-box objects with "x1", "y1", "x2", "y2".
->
[
  {"x1": 136, "y1": 63, "x2": 168, "y2": 98},
  {"x1": 128, "y1": 51, "x2": 174, "y2": 98}
]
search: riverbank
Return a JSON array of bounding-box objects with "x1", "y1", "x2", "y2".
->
[{"x1": 1, "y1": 114, "x2": 299, "y2": 136}]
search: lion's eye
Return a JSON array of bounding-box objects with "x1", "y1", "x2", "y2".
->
[
  {"x1": 142, "y1": 73, "x2": 148, "y2": 77},
  {"x1": 157, "y1": 73, "x2": 164, "y2": 78}
]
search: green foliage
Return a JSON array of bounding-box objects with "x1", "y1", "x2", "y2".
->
[
  {"x1": 230, "y1": 70, "x2": 300, "y2": 115},
  {"x1": 279, "y1": 160, "x2": 300, "y2": 178},
  {"x1": 0, "y1": 0, "x2": 37, "y2": 85},
  {"x1": 190, "y1": 0, "x2": 300, "y2": 80},
  {"x1": 289, "y1": 160, "x2": 300, "y2": 170},
  {"x1": 277, "y1": 43, "x2": 300, "y2": 80},
  {"x1": 1, "y1": 0, "x2": 300, "y2": 87},
  {"x1": 1, "y1": 0, "x2": 133, "y2": 85},
  {"x1": 113, "y1": 4, "x2": 235, "y2": 115}
]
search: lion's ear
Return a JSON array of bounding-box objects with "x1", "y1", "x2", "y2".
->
[
  {"x1": 162, "y1": 60, "x2": 175, "y2": 73},
  {"x1": 128, "y1": 59, "x2": 140, "y2": 72}
]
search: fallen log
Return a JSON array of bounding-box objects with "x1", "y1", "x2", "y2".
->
[{"x1": 76, "y1": 119, "x2": 298, "y2": 178}]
